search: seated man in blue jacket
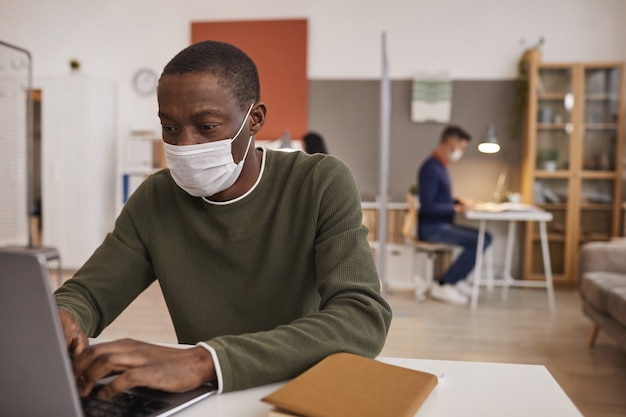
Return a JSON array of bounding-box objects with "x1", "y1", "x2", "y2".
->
[{"x1": 417, "y1": 125, "x2": 492, "y2": 305}]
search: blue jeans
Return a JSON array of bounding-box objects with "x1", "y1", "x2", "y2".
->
[{"x1": 419, "y1": 223, "x2": 492, "y2": 285}]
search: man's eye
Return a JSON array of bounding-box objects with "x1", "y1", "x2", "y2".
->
[
  {"x1": 162, "y1": 126, "x2": 177, "y2": 133},
  {"x1": 198, "y1": 125, "x2": 216, "y2": 131}
]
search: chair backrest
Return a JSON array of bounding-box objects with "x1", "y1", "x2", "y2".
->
[{"x1": 401, "y1": 193, "x2": 418, "y2": 242}]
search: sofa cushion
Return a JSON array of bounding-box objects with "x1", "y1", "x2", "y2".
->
[
  {"x1": 607, "y1": 286, "x2": 626, "y2": 328},
  {"x1": 581, "y1": 272, "x2": 626, "y2": 314},
  {"x1": 580, "y1": 240, "x2": 626, "y2": 276}
]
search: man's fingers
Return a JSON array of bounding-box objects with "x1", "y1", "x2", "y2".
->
[
  {"x1": 59, "y1": 310, "x2": 89, "y2": 356},
  {"x1": 73, "y1": 340, "x2": 143, "y2": 396},
  {"x1": 96, "y1": 368, "x2": 153, "y2": 400},
  {"x1": 77, "y1": 352, "x2": 131, "y2": 397},
  {"x1": 71, "y1": 340, "x2": 216, "y2": 399},
  {"x1": 69, "y1": 328, "x2": 89, "y2": 357},
  {"x1": 74, "y1": 340, "x2": 139, "y2": 373}
]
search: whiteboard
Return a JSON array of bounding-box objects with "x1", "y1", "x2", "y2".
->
[{"x1": 0, "y1": 41, "x2": 30, "y2": 246}]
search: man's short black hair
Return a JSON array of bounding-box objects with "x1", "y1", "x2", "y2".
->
[
  {"x1": 440, "y1": 125, "x2": 471, "y2": 142},
  {"x1": 160, "y1": 40, "x2": 260, "y2": 111}
]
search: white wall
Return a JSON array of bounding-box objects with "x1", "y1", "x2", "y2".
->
[
  {"x1": 3, "y1": 0, "x2": 626, "y2": 78},
  {"x1": 2, "y1": 0, "x2": 625, "y2": 131}
]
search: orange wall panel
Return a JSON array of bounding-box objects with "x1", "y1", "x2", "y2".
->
[{"x1": 191, "y1": 19, "x2": 308, "y2": 141}]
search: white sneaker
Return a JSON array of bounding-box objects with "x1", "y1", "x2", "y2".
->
[
  {"x1": 455, "y1": 280, "x2": 474, "y2": 298},
  {"x1": 429, "y1": 284, "x2": 468, "y2": 305}
]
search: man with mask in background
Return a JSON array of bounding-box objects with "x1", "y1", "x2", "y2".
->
[
  {"x1": 417, "y1": 125, "x2": 492, "y2": 305},
  {"x1": 54, "y1": 40, "x2": 391, "y2": 399}
]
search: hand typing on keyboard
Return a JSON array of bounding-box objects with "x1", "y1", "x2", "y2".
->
[
  {"x1": 59, "y1": 310, "x2": 217, "y2": 400},
  {"x1": 454, "y1": 196, "x2": 481, "y2": 213}
]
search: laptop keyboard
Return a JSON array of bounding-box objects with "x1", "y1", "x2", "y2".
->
[{"x1": 82, "y1": 384, "x2": 170, "y2": 417}]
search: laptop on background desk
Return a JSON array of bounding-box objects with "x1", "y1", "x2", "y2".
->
[{"x1": 0, "y1": 249, "x2": 216, "y2": 417}]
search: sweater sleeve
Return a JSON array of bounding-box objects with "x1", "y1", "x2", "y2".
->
[
  {"x1": 54, "y1": 179, "x2": 156, "y2": 336},
  {"x1": 204, "y1": 158, "x2": 392, "y2": 392}
]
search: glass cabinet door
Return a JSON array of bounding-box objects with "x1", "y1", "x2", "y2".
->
[
  {"x1": 579, "y1": 178, "x2": 615, "y2": 242},
  {"x1": 531, "y1": 178, "x2": 568, "y2": 275},
  {"x1": 536, "y1": 68, "x2": 573, "y2": 172},
  {"x1": 582, "y1": 67, "x2": 621, "y2": 173},
  {"x1": 531, "y1": 67, "x2": 575, "y2": 277},
  {"x1": 580, "y1": 66, "x2": 621, "y2": 242}
]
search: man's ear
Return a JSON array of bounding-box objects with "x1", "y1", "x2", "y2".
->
[{"x1": 249, "y1": 102, "x2": 266, "y2": 136}]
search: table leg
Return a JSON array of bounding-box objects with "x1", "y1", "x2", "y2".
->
[
  {"x1": 471, "y1": 220, "x2": 486, "y2": 310},
  {"x1": 486, "y1": 246, "x2": 494, "y2": 292},
  {"x1": 503, "y1": 221, "x2": 516, "y2": 281},
  {"x1": 502, "y1": 220, "x2": 516, "y2": 302},
  {"x1": 539, "y1": 221, "x2": 556, "y2": 312}
]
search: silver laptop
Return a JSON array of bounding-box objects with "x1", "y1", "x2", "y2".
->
[{"x1": 0, "y1": 249, "x2": 216, "y2": 416}]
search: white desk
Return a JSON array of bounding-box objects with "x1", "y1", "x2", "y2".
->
[
  {"x1": 465, "y1": 208, "x2": 555, "y2": 311},
  {"x1": 174, "y1": 357, "x2": 583, "y2": 417}
]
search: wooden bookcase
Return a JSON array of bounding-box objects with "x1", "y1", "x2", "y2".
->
[{"x1": 521, "y1": 58, "x2": 625, "y2": 284}]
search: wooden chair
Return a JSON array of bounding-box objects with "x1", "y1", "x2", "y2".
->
[{"x1": 401, "y1": 193, "x2": 454, "y2": 301}]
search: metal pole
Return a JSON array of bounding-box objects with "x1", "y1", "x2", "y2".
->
[{"x1": 377, "y1": 32, "x2": 391, "y2": 294}]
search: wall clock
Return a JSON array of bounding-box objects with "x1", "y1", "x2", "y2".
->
[{"x1": 132, "y1": 68, "x2": 158, "y2": 96}]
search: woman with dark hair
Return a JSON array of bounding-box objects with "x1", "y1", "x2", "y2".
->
[{"x1": 303, "y1": 132, "x2": 328, "y2": 154}]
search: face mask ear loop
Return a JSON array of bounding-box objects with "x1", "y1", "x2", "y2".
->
[
  {"x1": 238, "y1": 135, "x2": 254, "y2": 164},
  {"x1": 233, "y1": 103, "x2": 255, "y2": 164},
  {"x1": 229, "y1": 103, "x2": 255, "y2": 144}
]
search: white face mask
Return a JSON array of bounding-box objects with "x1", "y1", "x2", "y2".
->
[
  {"x1": 164, "y1": 103, "x2": 254, "y2": 197},
  {"x1": 449, "y1": 148, "x2": 463, "y2": 162}
]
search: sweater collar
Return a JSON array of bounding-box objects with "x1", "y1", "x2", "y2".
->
[{"x1": 202, "y1": 148, "x2": 267, "y2": 206}]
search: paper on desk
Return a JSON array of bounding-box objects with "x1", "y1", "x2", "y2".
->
[{"x1": 473, "y1": 202, "x2": 539, "y2": 212}]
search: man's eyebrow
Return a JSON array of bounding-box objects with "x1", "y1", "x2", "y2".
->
[{"x1": 191, "y1": 109, "x2": 223, "y2": 120}]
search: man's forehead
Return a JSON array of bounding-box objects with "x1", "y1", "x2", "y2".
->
[
  {"x1": 160, "y1": 71, "x2": 221, "y2": 85},
  {"x1": 159, "y1": 72, "x2": 237, "y2": 100}
]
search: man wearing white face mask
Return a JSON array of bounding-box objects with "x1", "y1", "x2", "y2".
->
[
  {"x1": 53, "y1": 40, "x2": 391, "y2": 399},
  {"x1": 417, "y1": 126, "x2": 492, "y2": 305},
  {"x1": 162, "y1": 102, "x2": 255, "y2": 197}
]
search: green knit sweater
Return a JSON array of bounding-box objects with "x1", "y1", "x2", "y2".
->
[{"x1": 55, "y1": 149, "x2": 392, "y2": 392}]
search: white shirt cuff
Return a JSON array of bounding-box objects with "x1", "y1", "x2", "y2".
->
[{"x1": 196, "y1": 342, "x2": 224, "y2": 394}]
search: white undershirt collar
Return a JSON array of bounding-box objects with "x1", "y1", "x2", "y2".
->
[{"x1": 202, "y1": 148, "x2": 266, "y2": 206}]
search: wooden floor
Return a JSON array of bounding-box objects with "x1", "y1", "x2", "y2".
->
[{"x1": 57, "y1": 274, "x2": 626, "y2": 417}]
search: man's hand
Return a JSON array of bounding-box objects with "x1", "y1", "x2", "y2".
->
[
  {"x1": 59, "y1": 310, "x2": 89, "y2": 357},
  {"x1": 455, "y1": 196, "x2": 481, "y2": 213},
  {"x1": 72, "y1": 339, "x2": 216, "y2": 400},
  {"x1": 457, "y1": 197, "x2": 479, "y2": 208}
]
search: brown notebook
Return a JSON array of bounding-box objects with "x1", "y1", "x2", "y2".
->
[{"x1": 262, "y1": 353, "x2": 438, "y2": 417}]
